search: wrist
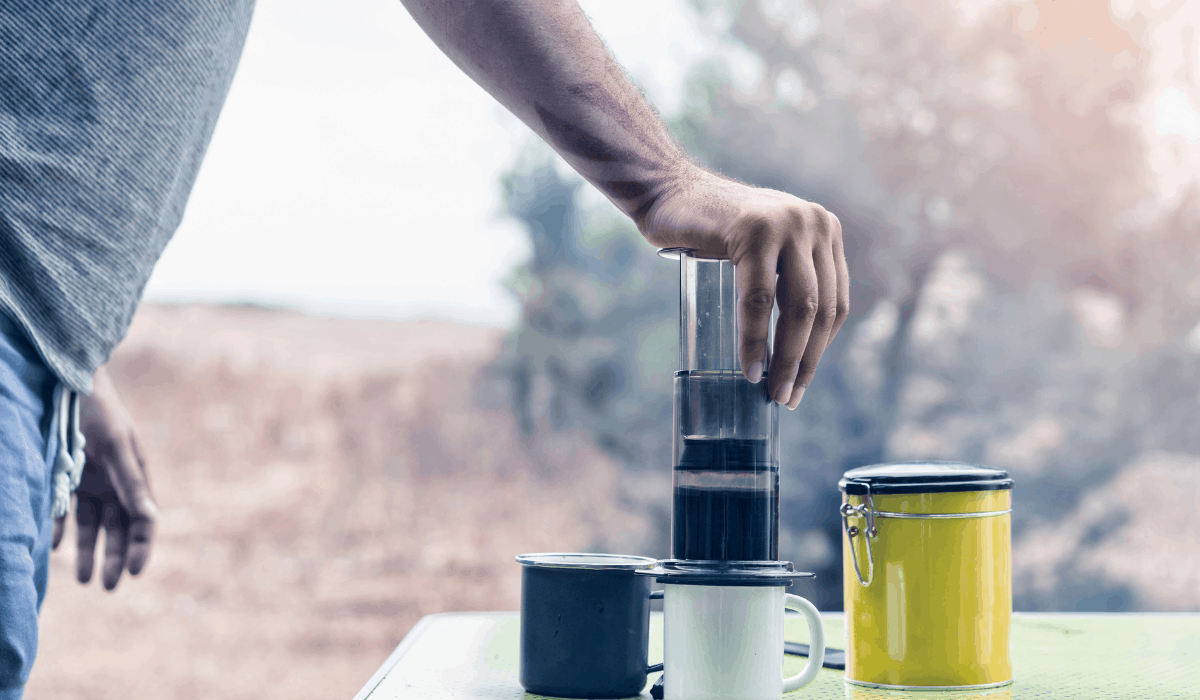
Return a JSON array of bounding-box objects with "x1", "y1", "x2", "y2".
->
[
  {"x1": 615, "y1": 158, "x2": 702, "y2": 231},
  {"x1": 632, "y1": 165, "x2": 746, "y2": 258}
]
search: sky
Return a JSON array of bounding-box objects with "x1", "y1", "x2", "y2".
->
[
  {"x1": 142, "y1": 0, "x2": 718, "y2": 328},
  {"x1": 143, "y1": 0, "x2": 1199, "y2": 328}
]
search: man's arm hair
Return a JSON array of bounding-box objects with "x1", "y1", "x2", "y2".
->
[
  {"x1": 400, "y1": 0, "x2": 852, "y2": 412},
  {"x1": 398, "y1": 0, "x2": 698, "y2": 227}
]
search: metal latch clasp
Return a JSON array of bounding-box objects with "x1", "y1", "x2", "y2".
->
[{"x1": 840, "y1": 482, "x2": 877, "y2": 587}]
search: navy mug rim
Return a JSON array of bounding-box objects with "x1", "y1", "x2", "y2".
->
[{"x1": 515, "y1": 552, "x2": 658, "y2": 570}]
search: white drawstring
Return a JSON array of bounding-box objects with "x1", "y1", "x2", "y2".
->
[{"x1": 50, "y1": 388, "x2": 86, "y2": 519}]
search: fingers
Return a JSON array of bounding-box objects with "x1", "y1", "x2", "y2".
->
[
  {"x1": 92, "y1": 432, "x2": 158, "y2": 579},
  {"x1": 767, "y1": 244, "x2": 819, "y2": 406},
  {"x1": 126, "y1": 508, "x2": 155, "y2": 577},
  {"x1": 52, "y1": 514, "x2": 65, "y2": 550},
  {"x1": 120, "y1": 439, "x2": 157, "y2": 578},
  {"x1": 735, "y1": 245, "x2": 781, "y2": 384},
  {"x1": 76, "y1": 366, "x2": 159, "y2": 587},
  {"x1": 105, "y1": 436, "x2": 158, "y2": 530},
  {"x1": 101, "y1": 502, "x2": 128, "y2": 591},
  {"x1": 75, "y1": 497, "x2": 100, "y2": 584},
  {"x1": 787, "y1": 227, "x2": 840, "y2": 409},
  {"x1": 764, "y1": 208, "x2": 847, "y2": 409},
  {"x1": 82, "y1": 367, "x2": 158, "y2": 523},
  {"x1": 828, "y1": 214, "x2": 851, "y2": 346}
]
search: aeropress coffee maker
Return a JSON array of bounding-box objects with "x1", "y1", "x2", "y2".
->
[{"x1": 638, "y1": 249, "x2": 825, "y2": 700}]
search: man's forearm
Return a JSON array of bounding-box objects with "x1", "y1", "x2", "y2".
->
[{"x1": 399, "y1": 0, "x2": 696, "y2": 226}]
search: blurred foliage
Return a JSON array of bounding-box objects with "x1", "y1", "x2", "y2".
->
[{"x1": 496, "y1": 0, "x2": 1199, "y2": 611}]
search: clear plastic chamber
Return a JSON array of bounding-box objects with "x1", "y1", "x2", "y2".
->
[{"x1": 667, "y1": 250, "x2": 780, "y2": 561}]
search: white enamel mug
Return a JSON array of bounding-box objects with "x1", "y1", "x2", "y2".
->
[{"x1": 663, "y1": 584, "x2": 825, "y2": 700}]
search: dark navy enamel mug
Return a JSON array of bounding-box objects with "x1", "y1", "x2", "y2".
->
[{"x1": 516, "y1": 553, "x2": 662, "y2": 698}]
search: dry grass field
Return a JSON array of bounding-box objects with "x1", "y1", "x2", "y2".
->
[{"x1": 26, "y1": 303, "x2": 653, "y2": 700}]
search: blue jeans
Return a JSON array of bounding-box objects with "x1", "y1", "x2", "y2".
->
[{"x1": 0, "y1": 313, "x2": 58, "y2": 699}]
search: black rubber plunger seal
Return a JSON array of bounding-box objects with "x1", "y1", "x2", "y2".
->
[{"x1": 650, "y1": 645, "x2": 845, "y2": 699}]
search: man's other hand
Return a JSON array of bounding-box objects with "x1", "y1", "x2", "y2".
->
[
  {"x1": 52, "y1": 367, "x2": 159, "y2": 591},
  {"x1": 640, "y1": 168, "x2": 850, "y2": 410}
]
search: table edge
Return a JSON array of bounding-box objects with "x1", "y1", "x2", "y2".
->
[
  {"x1": 351, "y1": 611, "x2": 1199, "y2": 699},
  {"x1": 351, "y1": 612, "x2": 517, "y2": 700}
]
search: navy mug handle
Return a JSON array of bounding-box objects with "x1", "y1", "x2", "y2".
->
[{"x1": 647, "y1": 590, "x2": 664, "y2": 674}]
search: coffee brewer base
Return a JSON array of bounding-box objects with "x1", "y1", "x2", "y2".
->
[{"x1": 637, "y1": 560, "x2": 824, "y2": 700}]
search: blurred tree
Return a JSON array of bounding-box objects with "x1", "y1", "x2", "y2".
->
[{"x1": 497, "y1": 0, "x2": 1200, "y2": 611}]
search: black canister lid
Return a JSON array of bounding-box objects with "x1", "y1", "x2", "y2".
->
[
  {"x1": 839, "y1": 461, "x2": 1014, "y2": 495},
  {"x1": 635, "y1": 560, "x2": 814, "y2": 587}
]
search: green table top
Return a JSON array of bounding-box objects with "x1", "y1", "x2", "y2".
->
[{"x1": 354, "y1": 612, "x2": 1199, "y2": 700}]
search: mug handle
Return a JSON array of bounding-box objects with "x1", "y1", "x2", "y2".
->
[
  {"x1": 647, "y1": 590, "x2": 664, "y2": 674},
  {"x1": 781, "y1": 593, "x2": 824, "y2": 693}
]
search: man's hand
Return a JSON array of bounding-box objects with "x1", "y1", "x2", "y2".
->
[
  {"x1": 639, "y1": 169, "x2": 849, "y2": 409},
  {"x1": 400, "y1": 0, "x2": 850, "y2": 405},
  {"x1": 52, "y1": 367, "x2": 158, "y2": 591}
]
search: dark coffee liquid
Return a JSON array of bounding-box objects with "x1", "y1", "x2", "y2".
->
[
  {"x1": 671, "y1": 437, "x2": 778, "y2": 561},
  {"x1": 672, "y1": 484, "x2": 778, "y2": 560}
]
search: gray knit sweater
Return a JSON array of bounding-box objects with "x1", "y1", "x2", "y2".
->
[{"x1": 0, "y1": 0, "x2": 256, "y2": 393}]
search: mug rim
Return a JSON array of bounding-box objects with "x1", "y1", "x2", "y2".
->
[{"x1": 515, "y1": 552, "x2": 658, "y2": 570}]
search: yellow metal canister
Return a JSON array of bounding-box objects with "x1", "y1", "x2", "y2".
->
[{"x1": 840, "y1": 462, "x2": 1014, "y2": 690}]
